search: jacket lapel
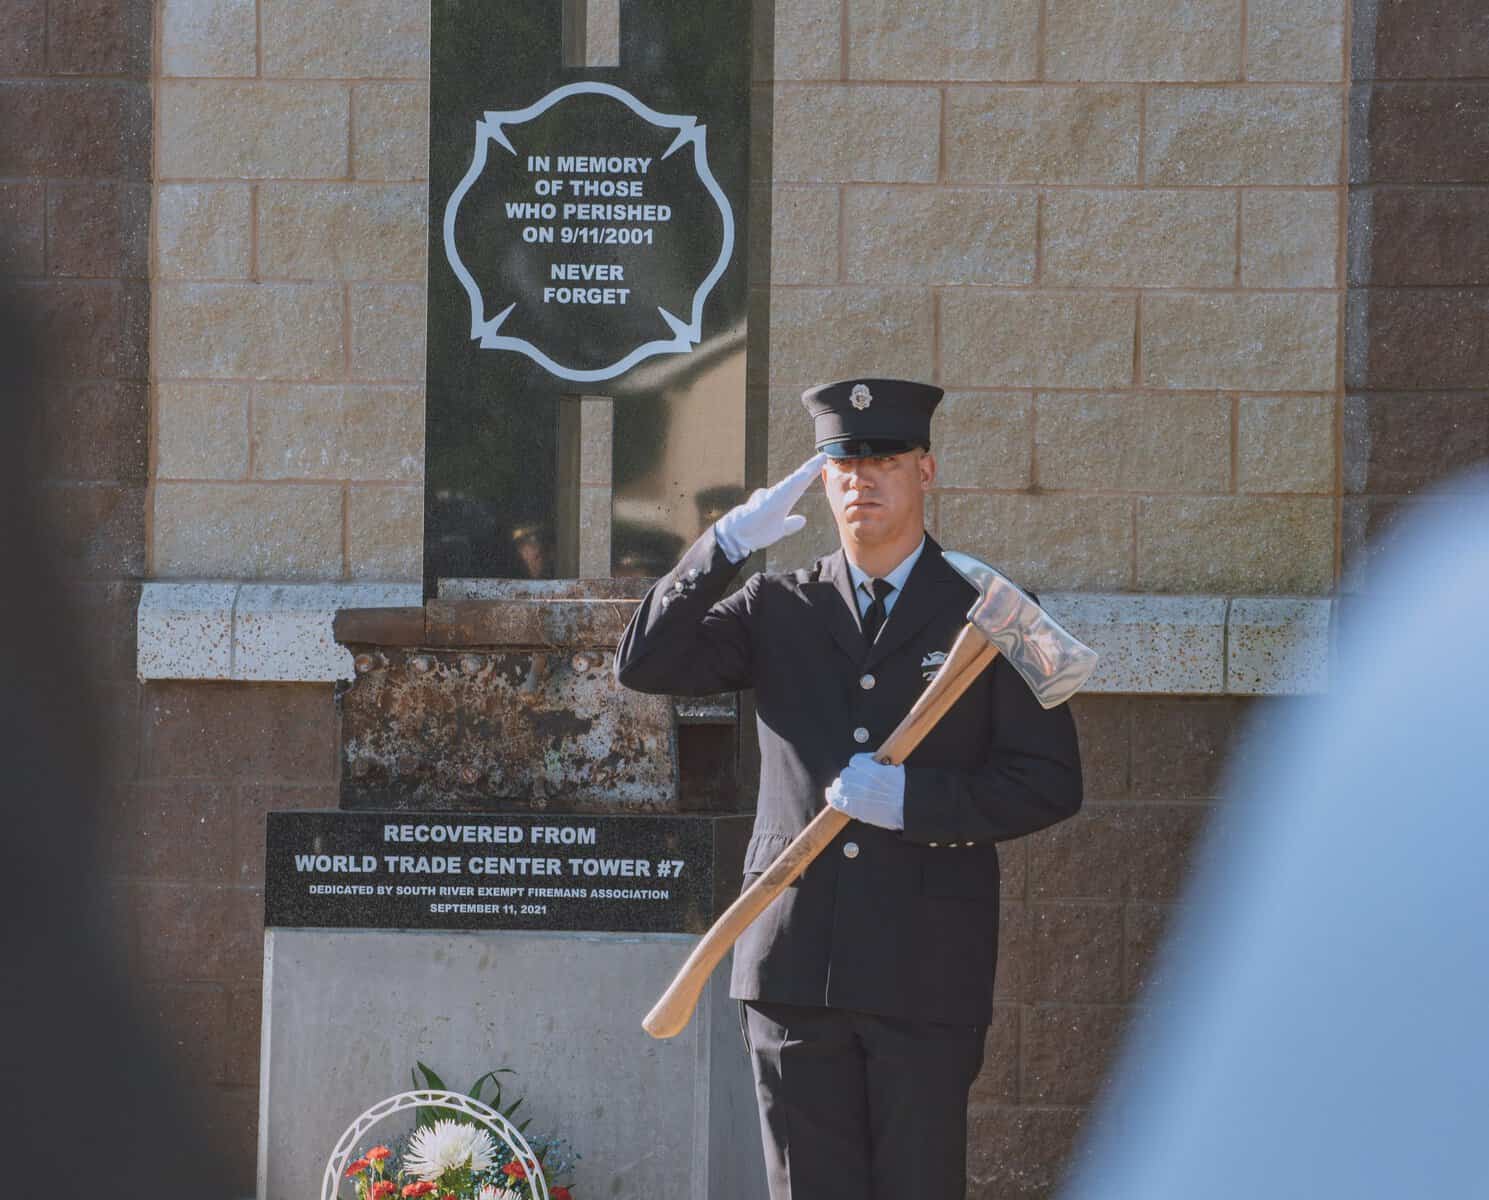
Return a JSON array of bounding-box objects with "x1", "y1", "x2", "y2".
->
[
  {"x1": 801, "y1": 549, "x2": 867, "y2": 665},
  {"x1": 863, "y1": 536, "x2": 965, "y2": 671}
]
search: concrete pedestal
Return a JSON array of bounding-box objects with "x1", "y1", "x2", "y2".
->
[{"x1": 258, "y1": 929, "x2": 764, "y2": 1200}]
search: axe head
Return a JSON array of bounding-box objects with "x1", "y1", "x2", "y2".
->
[{"x1": 942, "y1": 550, "x2": 1099, "y2": 709}]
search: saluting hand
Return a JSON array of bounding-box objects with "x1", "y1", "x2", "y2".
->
[
  {"x1": 714, "y1": 453, "x2": 828, "y2": 563},
  {"x1": 825, "y1": 753, "x2": 906, "y2": 831}
]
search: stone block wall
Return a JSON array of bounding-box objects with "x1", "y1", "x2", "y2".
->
[
  {"x1": 151, "y1": 0, "x2": 430, "y2": 582},
  {"x1": 0, "y1": 0, "x2": 155, "y2": 1082},
  {"x1": 0, "y1": 0, "x2": 341, "y2": 1187},
  {"x1": 117, "y1": 682, "x2": 340, "y2": 1183},
  {"x1": 149, "y1": 0, "x2": 1349, "y2": 597},
  {"x1": 2, "y1": 0, "x2": 151, "y2": 590},
  {"x1": 966, "y1": 692, "x2": 1295, "y2": 1197},
  {"x1": 759, "y1": 0, "x2": 1348, "y2": 595},
  {"x1": 1344, "y1": 0, "x2": 1489, "y2": 584}
]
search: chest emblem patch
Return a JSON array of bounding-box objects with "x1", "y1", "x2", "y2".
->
[{"x1": 921, "y1": 649, "x2": 947, "y2": 684}]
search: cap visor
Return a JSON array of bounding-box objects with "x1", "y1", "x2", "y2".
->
[{"x1": 820, "y1": 438, "x2": 923, "y2": 459}]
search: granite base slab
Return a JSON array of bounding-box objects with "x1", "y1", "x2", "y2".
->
[{"x1": 258, "y1": 928, "x2": 764, "y2": 1200}]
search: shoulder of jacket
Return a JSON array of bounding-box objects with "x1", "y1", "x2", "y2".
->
[
  {"x1": 792, "y1": 555, "x2": 836, "y2": 586},
  {"x1": 743, "y1": 557, "x2": 826, "y2": 589},
  {"x1": 797, "y1": 561, "x2": 823, "y2": 585}
]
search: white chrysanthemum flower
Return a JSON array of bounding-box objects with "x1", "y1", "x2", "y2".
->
[
  {"x1": 402, "y1": 1120, "x2": 498, "y2": 1180},
  {"x1": 477, "y1": 1188, "x2": 520, "y2": 1200}
]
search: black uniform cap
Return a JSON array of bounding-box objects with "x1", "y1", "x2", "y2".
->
[{"x1": 801, "y1": 377, "x2": 944, "y2": 459}]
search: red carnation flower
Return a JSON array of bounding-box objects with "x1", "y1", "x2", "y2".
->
[
  {"x1": 366, "y1": 1147, "x2": 391, "y2": 1162},
  {"x1": 502, "y1": 1160, "x2": 528, "y2": 1180},
  {"x1": 400, "y1": 1182, "x2": 437, "y2": 1197},
  {"x1": 552, "y1": 1188, "x2": 573, "y2": 1200},
  {"x1": 344, "y1": 1159, "x2": 370, "y2": 1177},
  {"x1": 371, "y1": 1182, "x2": 396, "y2": 1199}
]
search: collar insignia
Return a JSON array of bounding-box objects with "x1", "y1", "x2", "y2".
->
[{"x1": 921, "y1": 649, "x2": 947, "y2": 683}]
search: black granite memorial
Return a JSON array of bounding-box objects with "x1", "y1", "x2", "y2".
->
[
  {"x1": 425, "y1": 0, "x2": 757, "y2": 590},
  {"x1": 277, "y1": 0, "x2": 765, "y2": 924},
  {"x1": 261, "y1": 8, "x2": 768, "y2": 1192},
  {"x1": 266, "y1": 811, "x2": 749, "y2": 933}
]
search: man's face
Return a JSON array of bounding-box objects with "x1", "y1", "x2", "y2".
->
[{"x1": 821, "y1": 448, "x2": 936, "y2": 549}]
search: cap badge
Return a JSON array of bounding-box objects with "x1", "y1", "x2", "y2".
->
[{"x1": 850, "y1": 384, "x2": 873, "y2": 411}]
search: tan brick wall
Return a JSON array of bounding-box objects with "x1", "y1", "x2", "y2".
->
[
  {"x1": 150, "y1": 0, "x2": 1347, "y2": 595},
  {"x1": 150, "y1": 1, "x2": 429, "y2": 582},
  {"x1": 761, "y1": 0, "x2": 1348, "y2": 595}
]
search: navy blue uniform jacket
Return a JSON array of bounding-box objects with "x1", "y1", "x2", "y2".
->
[{"x1": 614, "y1": 528, "x2": 1083, "y2": 1025}]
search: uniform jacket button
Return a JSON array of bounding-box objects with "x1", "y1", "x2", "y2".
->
[
  {"x1": 928, "y1": 842, "x2": 939, "y2": 847},
  {"x1": 843, "y1": 842, "x2": 860, "y2": 859},
  {"x1": 686, "y1": 567, "x2": 700, "y2": 580},
  {"x1": 860, "y1": 673, "x2": 876, "y2": 690},
  {"x1": 852, "y1": 726, "x2": 870, "y2": 744}
]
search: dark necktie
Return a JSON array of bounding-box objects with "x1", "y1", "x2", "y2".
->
[{"x1": 861, "y1": 578, "x2": 895, "y2": 646}]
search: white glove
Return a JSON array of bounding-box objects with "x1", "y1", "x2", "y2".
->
[
  {"x1": 825, "y1": 753, "x2": 906, "y2": 831},
  {"x1": 714, "y1": 453, "x2": 827, "y2": 563}
]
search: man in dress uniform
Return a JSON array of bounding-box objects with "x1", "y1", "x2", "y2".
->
[{"x1": 614, "y1": 378, "x2": 1083, "y2": 1198}]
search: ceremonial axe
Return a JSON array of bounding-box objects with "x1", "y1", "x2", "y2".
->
[{"x1": 642, "y1": 551, "x2": 1100, "y2": 1039}]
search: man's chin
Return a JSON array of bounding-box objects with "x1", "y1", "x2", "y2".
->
[{"x1": 841, "y1": 517, "x2": 891, "y2": 544}]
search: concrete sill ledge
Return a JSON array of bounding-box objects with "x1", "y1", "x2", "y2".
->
[
  {"x1": 136, "y1": 582, "x2": 1332, "y2": 694},
  {"x1": 137, "y1": 582, "x2": 423, "y2": 683}
]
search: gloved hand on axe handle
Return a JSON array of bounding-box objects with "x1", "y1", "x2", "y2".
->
[
  {"x1": 714, "y1": 452, "x2": 828, "y2": 562},
  {"x1": 826, "y1": 753, "x2": 906, "y2": 831}
]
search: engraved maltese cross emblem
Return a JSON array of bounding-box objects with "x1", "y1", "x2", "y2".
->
[{"x1": 850, "y1": 384, "x2": 873, "y2": 410}]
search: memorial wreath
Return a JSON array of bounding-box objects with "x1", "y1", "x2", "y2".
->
[{"x1": 329, "y1": 1064, "x2": 578, "y2": 1200}]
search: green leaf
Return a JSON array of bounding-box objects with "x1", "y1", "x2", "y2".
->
[
  {"x1": 411, "y1": 1063, "x2": 446, "y2": 1129},
  {"x1": 415, "y1": 1060, "x2": 448, "y2": 1091},
  {"x1": 466, "y1": 1069, "x2": 506, "y2": 1102}
]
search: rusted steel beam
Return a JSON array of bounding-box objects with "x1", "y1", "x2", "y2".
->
[
  {"x1": 339, "y1": 645, "x2": 683, "y2": 812},
  {"x1": 423, "y1": 598, "x2": 639, "y2": 649},
  {"x1": 332, "y1": 606, "x2": 425, "y2": 647},
  {"x1": 335, "y1": 597, "x2": 739, "y2": 815}
]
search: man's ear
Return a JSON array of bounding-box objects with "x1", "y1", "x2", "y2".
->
[{"x1": 919, "y1": 450, "x2": 937, "y2": 491}]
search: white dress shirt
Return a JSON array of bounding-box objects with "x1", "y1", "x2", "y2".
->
[{"x1": 846, "y1": 536, "x2": 926, "y2": 621}]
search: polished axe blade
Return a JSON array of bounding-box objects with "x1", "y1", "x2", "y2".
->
[{"x1": 942, "y1": 550, "x2": 1100, "y2": 709}]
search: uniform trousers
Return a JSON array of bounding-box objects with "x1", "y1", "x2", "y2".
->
[{"x1": 741, "y1": 999, "x2": 988, "y2": 1200}]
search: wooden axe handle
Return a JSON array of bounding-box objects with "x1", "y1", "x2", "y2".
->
[{"x1": 642, "y1": 623, "x2": 1001, "y2": 1039}]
